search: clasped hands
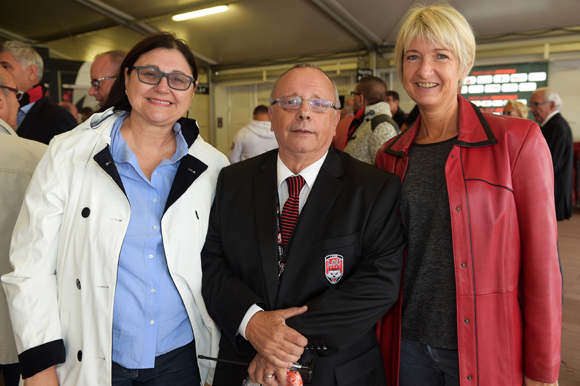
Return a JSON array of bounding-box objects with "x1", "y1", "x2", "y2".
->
[{"x1": 245, "y1": 306, "x2": 308, "y2": 386}]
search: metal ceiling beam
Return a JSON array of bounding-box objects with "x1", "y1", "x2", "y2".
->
[
  {"x1": 0, "y1": 27, "x2": 36, "y2": 44},
  {"x1": 75, "y1": 0, "x2": 158, "y2": 36},
  {"x1": 310, "y1": 0, "x2": 383, "y2": 51}
]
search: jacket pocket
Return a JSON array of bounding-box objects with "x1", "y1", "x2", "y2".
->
[{"x1": 312, "y1": 233, "x2": 357, "y2": 252}]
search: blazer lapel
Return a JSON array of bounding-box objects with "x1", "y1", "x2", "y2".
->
[
  {"x1": 276, "y1": 149, "x2": 345, "y2": 307},
  {"x1": 254, "y1": 153, "x2": 280, "y2": 309},
  {"x1": 17, "y1": 98, "x2": 44, "y2": 139}
]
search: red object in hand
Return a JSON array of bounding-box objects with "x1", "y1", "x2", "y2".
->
[{"x1": 287, "y1": 369, "x2": 303, "y2": 386}]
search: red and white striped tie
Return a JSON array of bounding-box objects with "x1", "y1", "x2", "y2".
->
[{"x1": 280, "y1": 175, "x2": 306, "y2": 248}]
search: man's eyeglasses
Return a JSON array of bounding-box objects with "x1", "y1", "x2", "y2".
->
[
  {"x1": 0, "y1": 85, "x2": 23, "y2": 100},
  {"x1": 529, "y1": 101, "x2": 549, "y2": 109},
  {"x1": 271, "y1": 95, "x2": 339, "y2": 113},
  {"x1": 90, "y1": 76, "x2": 116, "y2": 90},
  {"x1": 131, "y1": 66, "x2": 195, "y2": 91},
  {"x1": 350, "y1": 91, "x2": 361, "y2": 96}
]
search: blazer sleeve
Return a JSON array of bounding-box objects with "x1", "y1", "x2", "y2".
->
[
  {"x1": 511, "y1": 122, "x2": 562, "y2": 383},
  {"x1": 1, "y1": 140, "x2": 67, "y2": 378},
  {"x1": 201, "y1": 169, "x2": 265, "y2": 354},
  {"x1": 286, "y1": 174, "x2": 406, "y2": 352}
]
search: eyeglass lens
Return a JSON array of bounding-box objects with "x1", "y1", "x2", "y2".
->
[
  {"x1": 277, "y1": 96, "x2": 334, "y2": 112},
  {"x1": 135, "y1": 67, "x2": 193, "y2": 90}
]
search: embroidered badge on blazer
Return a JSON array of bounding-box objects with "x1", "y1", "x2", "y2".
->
[{"x1": 325, "y1": 254, "x2": 344, "y2": 284}]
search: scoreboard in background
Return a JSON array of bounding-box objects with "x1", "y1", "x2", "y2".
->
[{"x1": 460, "y1": 63, "x2": 549, "y2": 114}]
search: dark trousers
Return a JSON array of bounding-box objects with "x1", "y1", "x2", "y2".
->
[
  {"x1": 112, "y1": 341, "x2": 201, "y2": 386},
  {"x1": 0, "y1": 363, "x2": 21, "y2": 386},
  {"x1": 399, "y1": 337, "x2": 460, "y2": 386}
]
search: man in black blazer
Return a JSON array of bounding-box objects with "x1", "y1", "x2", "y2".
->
[
  {"x1": 202, "y1": 64, "x2": 405, "y2": 386},
  {"x1": 0, "y1": 41, "x2": 77, "y2": 145},
  {"x1": 530, "y1": 87, "x2": 574, "y2": 221}
]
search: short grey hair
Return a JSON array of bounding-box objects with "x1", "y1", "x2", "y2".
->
[
  {"x1": 0, "y1": 41, "x2": 44, "y2": 82},
  {"x1": 269, "y1": 63, "x2": 341, "y2": 109},
  {"x1": 537, "y1": 87, "x2": 563, "y2": 110}
]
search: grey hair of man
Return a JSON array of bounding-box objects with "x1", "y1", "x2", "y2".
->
[
  {"x1": 269, "y1": 63, "x2": 341, "y2": 109},
  {"x1": 94, "y1": 50, "x2": 128, "y2": 68},
  {"x1": 0, "y1": 41, "x2": 44, "y2": 82},
  {"x1": 537, "y1": 87, "x2": 563, "y2": 111}
]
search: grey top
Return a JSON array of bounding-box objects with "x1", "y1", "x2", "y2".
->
[{"x1": 399, "y1": 136, "x2": 458, "y2": 350}]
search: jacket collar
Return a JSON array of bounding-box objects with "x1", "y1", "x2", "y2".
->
[{"x1": 383, "y1": 95, "x2": 498, "y2": 157}]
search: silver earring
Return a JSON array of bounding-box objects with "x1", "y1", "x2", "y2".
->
[{"x1": 125, "y1": 89, "x2": 127, "y2": 94}]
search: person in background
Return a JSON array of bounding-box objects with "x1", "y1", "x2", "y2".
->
[
  {"x1": 0, "y1": 65, "x2": 46, "y2": 386},
  {"x1": 81, "y1": 106, "x2": 95, "y2": 122},
  {"x1": 89, "y1": 50, "x2": 127, "y2": 105},
  {"x1": 58, "y1": 101, "x2": 79, "y2": 122},
  {"x1": 344, "y1": 76, "x2": 398, "y2": 164},
  {"x1": 229, "y1": 105, "x2": 277, "y2": 163},
  {"x1": 332, "y1": 96, "x2": 354, "y2": 150},
  {"x1": 2, "y1": 32, "x2": 228, "y2": 386},
  {"x1": 0, "y1": 41, "x2": 78, "y2": 144},
  {"x1": 201, "y1": 63, "x2": 404, "y2": 386},
  {"x1": 503, "y1": 100, "x2": 528, "y2": 119},
  {"x1": 376, "y1": 4, "x2": 561, "y2": 386},
  {"x1": 530, "y1": 87, "x2": 574, "y2": 221},
  {"x1": 385, "y1": 91, "x2": 407, "y2": 128}
]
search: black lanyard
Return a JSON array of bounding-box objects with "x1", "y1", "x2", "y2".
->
[{"x1": 275, "y1": 194, "x2": 286, "y2": 284}]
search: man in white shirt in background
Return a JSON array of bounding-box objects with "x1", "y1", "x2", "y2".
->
[{"x1": 229, "y1": 105, "x2": 277, "y2": 163}]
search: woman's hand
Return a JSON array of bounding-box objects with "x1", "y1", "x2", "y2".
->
[
  {"x1": 524, "y1": 375, "x2": 558, "y2": 386},
  {"x1": 23, "y1": 366, "x2": 58, "y2": 386}
]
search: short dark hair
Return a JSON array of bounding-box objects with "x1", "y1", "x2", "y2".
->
[
  {"x1": 357, "y1": 76, "x2": 386, "y2": 105},
  {"x1": 100, "y1": 32, "x2": 198, "y2": 113},
  {"x1": 386, "y1": 90, "x2": 400, "y2": 101},
  {"x1": 253, "y1": 105, "x2": 269, "y2": 115}
]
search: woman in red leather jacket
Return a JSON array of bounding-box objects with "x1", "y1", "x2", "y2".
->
[{"x1": 375, "y1": 4, "x2": 561, "y2": 386}]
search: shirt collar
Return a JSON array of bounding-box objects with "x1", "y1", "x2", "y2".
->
[
  {"x1": 276, "y1": 151, "x2": 328, "y2": 190},
  {"x1": 541, "y1": 110, "x2": 560, "y2": 127}
]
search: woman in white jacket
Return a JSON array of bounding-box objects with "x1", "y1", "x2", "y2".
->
[{"x1": 2, "y1": 32, "x2": 228, "y2": 386}]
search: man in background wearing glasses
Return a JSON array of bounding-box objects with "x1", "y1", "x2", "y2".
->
[
  {"x1": 89, "y1": 50, "x2": 127, "y2": 105},
  {"x1": 0, "y1": 66, "x2": 46, "y2": 386},
  {"x1": 0, "y1": 41, "x2": 77, "y2": 144},
  {"x1": 530, "y1": 87, "x2": 574, "y2": 221},
  {"x1": 202, "y1": 63, "x2": 405, "y2": 386}
]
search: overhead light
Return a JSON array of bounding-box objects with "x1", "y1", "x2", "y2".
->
[{"x1": 172, "y1": 5, "x2": 228, "y2": 21}]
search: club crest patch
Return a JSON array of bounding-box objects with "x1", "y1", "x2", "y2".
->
[{"x1": 325, "y1": 254, "x2": 344, "y2": 284}]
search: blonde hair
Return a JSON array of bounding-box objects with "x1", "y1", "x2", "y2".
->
[
  {"x1": 394, "y1": 3, "x2": 476, "y2": 85},
  {"x1": 504, "y1": 100, "x2": 528, "y2": 119}
]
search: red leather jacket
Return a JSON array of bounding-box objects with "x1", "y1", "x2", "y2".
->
[{"x1": 375, "y1": 96, "x2": 562, "y2": 385}]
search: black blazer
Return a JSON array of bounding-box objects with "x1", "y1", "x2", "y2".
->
[
  {"x1": 541, "y1": 113, "x2": 574, "y2": 220},
  {"x1": 202, "y1": 148, "x2": 405, "y2": 386},
  {"x1": 17, "y1": 97, "x2": 78, "y2": 144}
]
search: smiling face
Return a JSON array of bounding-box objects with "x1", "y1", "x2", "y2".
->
[
  {"x1": 269, "y1": 67, "x2": 341, "y2": 170},
  {"x1": 402, "y1": 37, "x2": 463, "y2": 112},
  {"x1": 124, "y1": 48, "x2": 196, "y2": 129}
]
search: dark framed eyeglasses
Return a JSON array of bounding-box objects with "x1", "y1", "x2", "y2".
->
[
  {"x1": 131, "y1": 66, "x2": 195, "y2": 91},
  {"x1": 0, "y1": 85, "x2": 23, "y2": 100},
  {"x1": 90, "y1": 76, "x2": 116, "y2": 90},
  {"x1": 350, "y1": 91, "x2": 361, "y2": 96},
  {"x1": 271, "y1": 95, "x2": 339, "y2": 113}
]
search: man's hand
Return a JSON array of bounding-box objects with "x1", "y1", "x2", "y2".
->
[
  {"x1": 245, "y1": 306, "x2": 308, "y2": 369},
  {"x1": 524, "y1": 375, "x2": 558, "y2": 386},
  {"x1": 24, "y1": 366, "x2": 58, "y2": 386},
  {"x1": 248, "y1": 353, "x2": 288, "y2": 386}
]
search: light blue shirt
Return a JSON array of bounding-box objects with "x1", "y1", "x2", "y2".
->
[
  {"x1": 110, "y1": 113, "x2": 193, "y2": 369},
  {"x1": 16, "y1": 102, "x2": 35, "y2": 128}
]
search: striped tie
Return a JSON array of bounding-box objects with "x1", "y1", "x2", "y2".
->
[{"x1": 280, "y1": 175, "x2": 306, "y2": 248}]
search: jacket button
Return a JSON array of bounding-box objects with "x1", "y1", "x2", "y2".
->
[
  {"x1": 464, "y1": 318, "x2": 469, "y2": 323},
  {"x1": 456, "y1": 206, "x2": 461, "y2": 211},
  {"x1": 77, "y1": 350, "x2": 82, "y2": 361},
  {"x1": 461, "y1": 263, "x2": 466, "y2": 267},
  {"x1": 467, "y1": 375, "x2": 472, "y2": 380},
  {"x1": 81, "y1": 207, "x2": 90, "y2": 218},
  {"x1": 76, "y1": 279, "x2": 81, "y2": 289}
]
